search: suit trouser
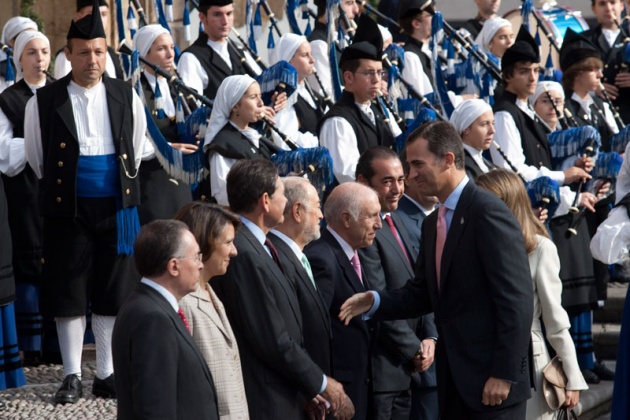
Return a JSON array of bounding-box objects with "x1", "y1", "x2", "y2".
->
[{"x1": 372, "y1": 389, "x2": 411, "y2": 420}]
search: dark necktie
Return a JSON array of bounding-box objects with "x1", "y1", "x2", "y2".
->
[
  {"x1": 384, "y1": 215, "x2": 411, "y2": 265},
  {"x1": 177, "y1": 307, "x2": 191, "y2": 334},
  {"x1": 265, "y1": 238, "x2": 285, "y2": 273}
]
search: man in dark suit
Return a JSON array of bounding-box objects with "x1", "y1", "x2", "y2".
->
[
  {"x1": 355, "y1": 146, "x2": 438, "y2": 420},
  {"x1": 305, "y1": 182, "x2": 382, "y2": 419},
  {"x1": 211, "y1": 160, "x2": 351, "y2": 420},
  {"x1": 339, "y1": 121, "x2": 534, "y2": 419},
  {"x1": 112, "y1": 220, "x2": 219, "y2": 419}
]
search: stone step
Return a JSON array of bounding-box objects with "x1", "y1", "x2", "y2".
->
[
  {"x1": 593, "y1": 323, "x2": 621, "y2": 361},
  {"x1": 575, "y1": 365, "x2": 615, "y2": 420},
  {"x1": 593, "y1": 283, "x2": 627, "y2": 323}
]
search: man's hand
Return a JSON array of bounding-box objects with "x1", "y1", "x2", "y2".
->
[
  {"x1": 332, "y1": 394, "x2": 355, "y2": 420},
  {"x1": 534, "y1": 207, "x2": 548, "y2": 224},
  {"x1": 261, "y1": 106, "x2": 277, "y2": 120},
  {"x1": 579, "y1": 192, "x2": 597, "y2": 212},
  {"x1": 615, "y1": 72, "x2": 630, "y2": 88},
  {"x1": 271, "y1": 91, "x2": 288, "y2": 112},
  {"x1": 600, "y1": 82, "x2": 619, "y2": 100},
  {"x1": 481, "y1": 377, "x2": 511, "y2": 406},
  {"x1": 563, "y1": 166, "x2": 591, "y2": 185},
  {"x1": 574, "y1": 156, "x2": 594, "y2": 172},
  {"x1": 595, "y1": 180, "x2": 611, "y2": 200},
  {"x1": 339, "y1": 292, "x2": 375, "y2": 325},
  {"x1": 321, "y1": 376, "x2": 346, "y2": 414},
  {"x1": 304, "y1": 395, "x2": 328, "y2": 420}
]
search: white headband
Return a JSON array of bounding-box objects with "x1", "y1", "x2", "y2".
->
[
  {"x1": 203, "y1": 75, "x2": 257, "y2": 149},
  {"x1": 475, "y1": 17, "x2": 512, "y2": 54},
  {"x1": 12, "y1": 31, "x2": 49, "y2": 80},
  {"x1": 450, "y1": 99, "x2": 493, "y2": 134},
  {"x1": 530, "y1": 81, "x2": 565, "y2": 106},
  {"x1": 2, "y1": 16, "x2": 37, "y2": 45},
  {"x1": 133, "y1": 24, "x2": 171, "y2": 58}
]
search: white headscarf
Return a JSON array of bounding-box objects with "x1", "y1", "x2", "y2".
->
[
  {"x1": 2, "y1": 16, "x2": 37, "y2": 45},
  {"x1": 12, "y1": 31, "x2": 49, "y2": 80},
  {"x1": 133, "y1": 24, "x2": 170, "y2": 58},
  {"x1": 203, "y1": 75, "x2": 257, "y2": 150},
  {"x1": 378, "y1": 24, "x2": 393, "y2": 46},
  {"x1": 475, "y1": 17, "x2": 512, "y2": 54},
  {"x1": 530, "y1": 81, "x2": 565, "y2": 106},
  {"x1": 450, "y1": 99, "x2": 493, "y2": 134},
  {"x1": 270, "y1": 33, "x2": 307, "y2": 65}
]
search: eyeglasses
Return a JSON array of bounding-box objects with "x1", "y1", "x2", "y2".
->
[
  {"x1": 355, "y1": 70, "x2": 387, "y2": 80},
  {"x1": 176, "y1": 252, "x2": 203, "y2": 263}
]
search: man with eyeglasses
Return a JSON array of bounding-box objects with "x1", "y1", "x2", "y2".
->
[
  {"x1": 318, "y1": 15, "x2": 400, "y2": 184},
  {"x1": 113, "y1": 219, "x2": 220, "y2": 419}
]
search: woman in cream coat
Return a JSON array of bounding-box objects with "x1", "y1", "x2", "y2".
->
[
  {"x1": 476, "y1": 170, "x2": 588, "y2": 419},
  {"x1": 175, "y1": 202, "x2": 248, "y2": 419}
]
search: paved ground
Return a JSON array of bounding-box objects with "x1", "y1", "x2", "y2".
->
[{"x1": 1, "y1": 347, "x2": 116, "y2": 419}]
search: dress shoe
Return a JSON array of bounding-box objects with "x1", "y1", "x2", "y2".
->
[
  {"x1": 581, "y1": 368, "x2": 601, "y2": 384},
  {"x1": 92, "y1": 374, "x2": 116, "y2": 399},
  {"x1": 54, "y1": 374, "x2": 82, "y2": 404},
  {"x1": 593, "y1": 361, "x2": 615, "y2": 381}
]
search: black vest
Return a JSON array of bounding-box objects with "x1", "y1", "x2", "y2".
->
[
  {"x1": 183, "y1": 33, "x2": 248, "y2": 99},
  {"x1": 493, "y1": 90, "x2": 552, "y2": 168},
  {"x1": 403, "y1": 37, "x2": 434, "y2": 85},
  {"x1": 318, "y1": 91, "x2": 395, "y2": 154},
  {"x1": 140, "y1": 73, "x2": 180, "y2": 143},
  {"x1": 0, "y1": 79, "x2": 32, "y2": 138},
  {"x1": 36, "y1": 74, "x2": 140, "y2": 217},
  {"x1": 308, "y1": 21, "x2": 327, "y2": 43},
  {"x1": 294, "y1": 93, "x2": 324, "y2": 135},
  {"x1": 565, "y1": 92, "x2": 614, "y2": 151},
  {"x1": 205, "y1": 123, "x2": 275, "y2": 161}
]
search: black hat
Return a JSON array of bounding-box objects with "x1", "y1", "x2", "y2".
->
[
  {"x1": 559, "y1": 28, "x2": 601, "y2": 71},
  {"x1": 398, "y1": 0, "x2": 433, "y2": 21},
  {"x1": 501, "y1": 25, "x2": 540, "y2": 68},
  {"x1": 67, "y1": 0, "x2": 106, "y2": 40},
  {"x1": 76, "y1": 0, "x2": 107, "y2": 12},
  {"x1": 198, "y1": 0, "x2": 233, "y2": 7},
  {"x1": 339, "y1": 14, "x2": 383, "y2": 67}
]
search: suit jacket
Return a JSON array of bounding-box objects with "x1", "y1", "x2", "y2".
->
[
  {"x1": 268, "y1": 232, "x2": 333, "y2": 376},
  {"x1": 211, "y1": 226, "x2": 324, "y2": 420},
  {"x1": 304, "y1": 229, "x2": 378, "y2": 420},
  {"x1": 112, "y1": 283, "x2": 219, "y2": 420},
  {"x1": 359, "y1": 213, "x2": 437, "y2": 393},
  {"x1": 179, "y1": 284, "x2": 249, "y2": 419},
  {"x1": 464, "y1": 149, "x2": 496, "y2": 181},
  {"x1": 394, "y1": 195, "x2": 427, "y2": 257},
  {"x1": 378, "y1": 181, "x2": 534, "y2": 413}
]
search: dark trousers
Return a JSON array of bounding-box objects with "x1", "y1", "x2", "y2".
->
[
  {"x1": 372, "y1": 389, "x2": 411, "y2": 420},
  {"x1": 410, "y1": 385, "x2": 438, "y2": 420}
]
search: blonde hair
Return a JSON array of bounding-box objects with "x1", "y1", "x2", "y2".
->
[{"x1": 475, "y1": 169, "x2": 549, "y2": 254}]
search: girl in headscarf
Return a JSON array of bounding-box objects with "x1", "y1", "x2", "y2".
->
[
  {"x1": 203, "y1": 75, "x2": 273, "y2": 206},
  {"x1": 0, "y1": 30, "x2": 47, "y2": 384},
  {"x1": 475, "y1": 17, "x2": 515, "y2": 59},
  {"x1": 450, "y1": 99, "x2": 497, "y2": 180},
  {"x1": 268, "y1": 33, "x2": 325, "y2": 151},
  {"x1": 531, "y1": 81, "x2": 566, "y2": 132},
  {"x1": 0, "y1": 16, "x2": 37, "y2": 93},
  {"x1": 132, "y1": 24, "x2": 193, "y2": 223}
]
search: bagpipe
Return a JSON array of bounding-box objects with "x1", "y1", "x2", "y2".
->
[{"x1": 0, "y1": 41, "x2": 15, "y2": 85}]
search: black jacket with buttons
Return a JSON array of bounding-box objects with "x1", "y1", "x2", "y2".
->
[{"x1": 36, "y1": 74, "x2": 140, "y2": 217}]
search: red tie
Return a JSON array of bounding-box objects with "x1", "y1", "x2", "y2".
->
[
  {"x1": 384, "y1": 215, "x2": 411, "y2": 265},
  {"x1": 435, "y1": 206, "x2": 448, "y2": 291},
  {"x1": 177, "y1": 307, "x2": 191, "y2": 334},
  {"x1": 265, "y1": 238, "x2": 285, "y2": 274},
  {"x1": 350, "y1": 251, "x2": 363, "y2": 285}
]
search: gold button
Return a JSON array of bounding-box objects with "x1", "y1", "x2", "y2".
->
[
  {"x1": 58, "y1": 161, "x2": 63, "y2": 167},
  {"x1": 56, "y1": 197, "x2": 62, "y2": 203},
  {"x1": 60, "y1": 142, "x2": 66, "y2": 149},
  {"x1": 605, "y1": 64, "x2": 609, "y2": 69},
  {"x1": 125, "y1": 188, "x2": 131, "y2": 195},
  {"x1": 122, "y1": 153, "x2": 128, "y2": 160},
  {"x1": 200, "y1": 195, "x2": 207, "y2": 201},
  {"x1": 539, "y1": 162, "x2": 543, "y2": 166},
  {"x1": 56, "y1": 179, "x2": 62, "y2": 185},
  {"x1": 40, "y1": 257, "x2": 45, "y2": 264}
]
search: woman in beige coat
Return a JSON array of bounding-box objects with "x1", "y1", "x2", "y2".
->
[
  {"x1": 476, "y1": 170, "x2": 588, "y2": 419},
  {"x1": 175, "y1": 202, "x2": 249, "y2": 419}
]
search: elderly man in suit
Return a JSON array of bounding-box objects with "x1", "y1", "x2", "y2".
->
[
  {"x1": 340, "y1": 121, "x2": 534, "y2": 419},
  {"x1": 112, "y1": 220, "x2": 219, "y2": 419},
  {"x1": 355, "y1": 146, "x2": 438, "y2": 420},
  {"x1": 304, "y1": 182, "x2": 382, "y2": 419},
  {"x1": 211, "y1": 159, "x2": 352, "y2": 419}
]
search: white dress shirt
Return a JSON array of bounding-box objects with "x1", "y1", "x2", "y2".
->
[
  {"x1": 570, "y1": 92, "x2": 619, "y2": 135},
  {"x1": 319, "y1": 97, "x2": 402, "y2": 183},
  {"x1": 463, "y1": 143, "x2": 490, "y2": 173},
  {"x1": 602, "y1": 28, "x2": 621, "y2": 48},
  {"x1": 141, "y1": 277, "x2": 179, "y2": 312},
  {"x1": 24, "y1": 78, "x2": 152, "y2": 179},
  {"x1": 0, "y1": 79, "x2": 45, "y2": 176}
]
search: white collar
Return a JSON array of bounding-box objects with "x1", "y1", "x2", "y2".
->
[
  {"x1": 141, "y1": 277, "x2": 179, "y2": 312},
  {"x1": 326, "y1": 226, "x2": 355, "y2": 260},
  {"x1": 269, "y1": 229, "x2": 305, "y2": 261}
]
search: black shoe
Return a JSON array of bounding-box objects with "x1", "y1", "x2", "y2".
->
[
  {"x1": 581, "y1": 368, "x2": 601, "y2": 384},
  {"x1": 92, "y1": 374, "x2": 116, "y2": 399},
  {"x1": 54, "y1": 374, "x2": 83, "y2": 404},
  {"x1": 593, "y1": 362, "x2": 615, "y2": 380}
]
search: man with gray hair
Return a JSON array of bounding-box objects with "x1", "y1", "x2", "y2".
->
[{"x1": 304, "y1": 182, "x2": 382, "y2": 419}]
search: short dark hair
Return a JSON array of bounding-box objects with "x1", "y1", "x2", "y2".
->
[
  {"x1": 406, "y1": 121, "x2": 465, "y2": 169},
  {"x1": 341, "y1": 58, "x2": 362, "y2": 75},
  {"x1": 173, "y1": 202, "x2": 241, "y2": 262},
  {"x1": 355, "y1": 146, "x2": 399, "y2": 180},
  {"x1": 134, "y1": 220, "x2": 189, "y2": 278},
  {"x1": 227, "y1": 159, "x2": 279, "y2": 214},
  {"x1": 501, "y1": 60, "x2": 536, "y2": 86}
]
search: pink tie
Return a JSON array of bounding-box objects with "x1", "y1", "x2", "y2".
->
[
  {"x1": 384, "y1": 215, "x2": 411, "y2": 265},
  {"x1": 177, "y1": 307, "x2": 191, "y2": 334},
  {"x1": 350, "y1": 251, "x2": 363, "y2": 285},
  {"x1": 435, "y1": 206, "x2": 448, "y2": 291}
]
